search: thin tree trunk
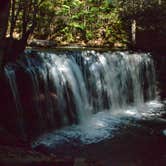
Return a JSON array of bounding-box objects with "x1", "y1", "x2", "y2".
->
[{"x1": 131, "y1": 19, "x2": 136, "y2": 48}]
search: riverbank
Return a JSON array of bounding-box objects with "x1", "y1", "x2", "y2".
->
[{"x1": 0, "y1": 145, "x2": 103, "y2": 166}]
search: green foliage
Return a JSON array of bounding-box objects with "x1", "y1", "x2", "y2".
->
[
  {"x1": 32, "y1": 0, "x2": 127, "y2": 47},
  {"x1": 30, "y1": 0, "x2": 166, "y2": 49},
  {"x1": 86, "y1": 30, "x2": 93, "y2": 40},
  {"x1": 1, "y1": 0, "x2": 165, "y2": 50}
]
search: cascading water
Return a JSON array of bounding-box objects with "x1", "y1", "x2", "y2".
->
[{"x1": 4, "y1": 50, "x2": 159, "y2": 140}]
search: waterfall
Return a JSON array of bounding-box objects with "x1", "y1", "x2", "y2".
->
[{"x1": 4, "y1": 50, "x2": 157, "y2": 137}]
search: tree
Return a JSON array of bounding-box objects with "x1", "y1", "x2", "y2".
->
[
  {"x1": 0, "y1": 0, "x2": 10, "y2": 70},
  {"x1": 0, "y1": 0, "x2": 44, "y2": 70},
  {"x1": 33, "y1": 0, "x2": 127, "y2": 47},
  {"x1": 114, "y1": 0, "x2": 166, "y2": 50}
]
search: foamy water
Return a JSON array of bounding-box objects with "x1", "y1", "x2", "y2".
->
[{"x1": 32, "y1": 100, "x2": 164, "y2": 148}]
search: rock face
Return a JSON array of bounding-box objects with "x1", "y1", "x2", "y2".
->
[{"x1": 152, "y1": 52, "x2": 166, "y2": 99}]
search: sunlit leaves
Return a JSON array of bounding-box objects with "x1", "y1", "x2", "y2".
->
[{"x1": 33, "y1": 0, "x2": 128, "y2": 46}]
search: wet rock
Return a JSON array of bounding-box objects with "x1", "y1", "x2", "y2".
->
[
  {"x1": 162, "y1": 129, "x2": 166, "y2": 136},
  {"x1": 139, "y1": 117, "x2": 166, "y2": 129},
  {"x1": 29, "y1": 39, "x2": 57, "y2": 48}
]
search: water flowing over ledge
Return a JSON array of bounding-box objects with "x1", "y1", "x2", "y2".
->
[
  {"x1": 4, "y1": 50, "x2": 158, "y2": 139},
  {"x1": 32, "y1": 100, "x2": 164, "y2": 148}
]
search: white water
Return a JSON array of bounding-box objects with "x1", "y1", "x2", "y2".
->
[
  {"x1": 5, "y1": 50, "x2": 159, "y2": 139},
  {"x1": 33, "y1": 100, "x2": 163, "y2": 147}
]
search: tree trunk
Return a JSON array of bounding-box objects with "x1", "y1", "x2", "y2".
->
[
  {"x1": 131, "y1": 19, "x2": 136, "y2": 48},
  {"x1": 158, "y1": 0, "x2": 161, "y2": 5},
  {"x1": 0, "y1": 0, "x2": 10, "y2": 39},
  {"x1": 0, "y1": 0, "x2": 10, "y2": 71}
]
